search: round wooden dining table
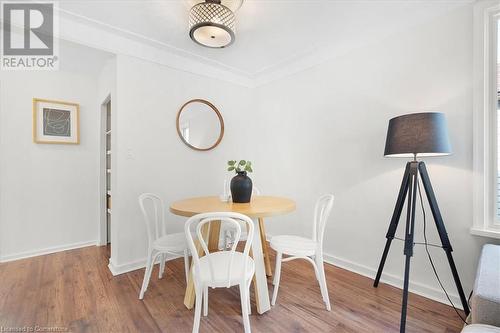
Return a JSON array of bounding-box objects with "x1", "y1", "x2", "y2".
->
[{"x1": 170, "y1": 195, "x2": 295, "y2": 314}]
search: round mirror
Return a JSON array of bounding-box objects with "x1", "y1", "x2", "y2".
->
[{"x1": 176, "y1": 99, "x2": 224, "y2": 151}]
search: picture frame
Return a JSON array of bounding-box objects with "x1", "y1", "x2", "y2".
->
[{"x1": 33, "y1": 98, "x2": 80, "y2": 144}]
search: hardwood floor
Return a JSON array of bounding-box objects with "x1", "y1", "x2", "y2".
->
[{"x1": 0, "y1": 245, "x2": 465, "y2": 333}]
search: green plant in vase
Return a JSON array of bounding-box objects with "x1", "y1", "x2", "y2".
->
[
  {"x1": 227, "y1": 160, "x2": 253, "y2": 203},
  {"x1": 227, "y1": 160, "x2": 253, "y2": 173}
]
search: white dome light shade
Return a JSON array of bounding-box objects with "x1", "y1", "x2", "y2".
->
[
  {"x1": 192, "y1": 25, "x2": 233, "y2": 48},
  {"x1": 189, "y1": 1, "x2": 235, "y2": 48}
]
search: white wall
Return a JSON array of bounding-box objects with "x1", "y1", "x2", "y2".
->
[
  {"x1": 109, "y1": 54, "x2": 254, "y2": 271},
  {"x1": 250, "y1": 4, "x2": 499, "y2": 306},
  {"x1": 1, "y1": 0, "x2": 497, "y2": 311},
  {"x1": 106, "y1": 3, "x2": 500, "y2": 307},
  {"x1": 0, "y1": 42, "x2": 113, "y2": 261}
]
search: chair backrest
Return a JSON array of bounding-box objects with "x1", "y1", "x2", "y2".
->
[
  {"x1": 312, "y1": 194, "x2": 335, "y2": 249},
  {"x1": 252, "y1": 186, "x2": 261, "y2": 195},
  {"x1": 138, "y1": 193, "x2": 166, "y2": 246},
  {"x1": 185, "y1": 212, "x2": 254, "y2": 287}
]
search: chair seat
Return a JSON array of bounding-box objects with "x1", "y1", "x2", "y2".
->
[
  {"x1": 194, "y1": 252, "x2": 255, "y2": 288},
  {"x1": 153, "y1": 232, "x2": 186, "y2": 252},
  {"x1": 462, "y1": 325, "x2": 500, "y2": 333},
  {"x1": 270, "y1": 235, "x2": 318, "y2": 257}
]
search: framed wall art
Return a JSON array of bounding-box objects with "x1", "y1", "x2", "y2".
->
[{"x1": 33, "y1": 98, "x2": 80, "y2": 144}]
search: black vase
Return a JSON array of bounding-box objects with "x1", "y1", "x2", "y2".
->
[{"x1": 230, "y1": 171, "x2": 253, "y2": 203}]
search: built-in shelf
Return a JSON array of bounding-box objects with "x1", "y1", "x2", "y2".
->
[{"x1": 105, "y1": 100, "x2": 112, "y2": 246}]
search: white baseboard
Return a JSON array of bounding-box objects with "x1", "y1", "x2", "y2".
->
[
  {"x1": 0, "y1": 240, "x2": 98, "y2": 263},
  {"x1": 265, "y1": 233, "x2": 462, "y2": 309},
  {"x1": 108, "y1": 233, "x2": 461, "y2": 309},
  {"x1": 321, "y1": 253, "x2": 462, "y2": 310},
  {"x1": 108, "y1": 253, "x2": 183, "y2": 276}
]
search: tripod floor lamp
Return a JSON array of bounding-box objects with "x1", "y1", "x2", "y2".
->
[{"x1": 373, "y1": 112, "x2": 470, "y2": 333}]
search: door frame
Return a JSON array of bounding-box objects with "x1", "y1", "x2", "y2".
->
[{"x1": 98, "y1": 95, "x2": 111, "y2": 246}]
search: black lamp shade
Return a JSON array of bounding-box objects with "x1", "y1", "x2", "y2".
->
[{"x1": 384, "y1": 112, "x2": 452, "y2": 157}]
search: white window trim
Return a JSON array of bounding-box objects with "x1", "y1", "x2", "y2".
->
[{"x1": 472, "y1": 1, "x2": 500, "y2": 239}]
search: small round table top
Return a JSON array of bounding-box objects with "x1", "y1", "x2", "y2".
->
[{"x1": 170, "y1": 195, "x2": 296, "y2": 218}]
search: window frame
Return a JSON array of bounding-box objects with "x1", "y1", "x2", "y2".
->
[{"x1": 472, "y1": 1, "x2": 500, "y2": 239}]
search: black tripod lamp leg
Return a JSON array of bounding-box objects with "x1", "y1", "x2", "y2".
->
[
  {"x1": 374, "y1": 162, "x2": 411, "y2": 287},
  {"x1": 418, "y1": 162, "x2": 470, "y2": 315},
  {"x1": 445, "y1": 251, "x2": 470, "y2": 315},
  {"x1": 400, "y1": 164, "x2": 418, "y2": 333},
  {"x1": 400, "y1": 254, "x2": 412, "y2": 333},
  {"x1": 374, "y1": 240, "x2": 392, "y2": 287}
]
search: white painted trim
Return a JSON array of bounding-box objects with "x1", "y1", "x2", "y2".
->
[
  {"x1": 108, "y1": 253, "x2": 183, "y2": 276},
  {"x1": 0, "y1": 240, "x2": 98, "y2": 263},
  {"x1": 470, "y1": 226, "x2": 500, "y2": 239},
  {"x1": 322, "y1": 252, "x2": 463, "y2": 310},
  {"x1": 252, "y1": 1, "x2": 476, "y2": 87},
  {"x1": 54, "y1": 3, "x2": 480, "y2": 89},
  {"x1": 472, "y1": 1, "x2": 500, "y2": 236},
  {"x1": 98, "y1": 95, "x2": 111, "y2": 246},
  {"x1": 54, "y1": 11, "x2": 254, "y2": 88},
  {"x1": 58, "y1": 9, "x2": 253, "y2": 78},
  {"x1": 265, "y1": 233, "x2": 462, "y2": 309},
  {"x1": 0, "y1": 79, "x2": 3, "y2": 261},
  {"x1": 0, "y1": 234, "x2": 465, "y2": 307},
  {"x1": 253, "y1": 44, "x2": 356, "y2": 87}
]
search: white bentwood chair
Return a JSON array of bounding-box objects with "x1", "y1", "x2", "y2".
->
[
  {"x1": 185, "y1": 212, "x2": 255, "y2": 333},
  {"x1": 252, "y1": 186, "x2": 261, "y2": 196},
  {"x1": 138, "y1": 193, "x2": 189, "y2": 300},
  {"x1": 270, "y1": 194, "x2": 334, "y2": 311}
]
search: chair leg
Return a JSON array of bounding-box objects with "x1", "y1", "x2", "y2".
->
[
  {"x1": 192, "y1": 283, "x2": 202, "y2": 333},
  {"x1": 272, "y1": 252, "x2": 280, "y2": 286},
  {"x1": 159, "y1": 253, "x2": 166, "y2": 279},
  {"x1": 271, "y1": 252, "x2": 282, "y2": 306},
  {"x1": 203, "y1": 286, "x2": 208, "y2": 317},
  {"x1": 240, "y1": 283, "x2": 251, "y2": 333},
  {"x1": 309, "y1": 256, "x2": 321, "y2": 284},
  {"x1": 140, "y1": 250, "x2": 158, "y2": 299},
  {"x1": 315, "y1": 254, "x2": 331, "y2": 311},
  {"x1": 247, "y1": 281, "x2": 252, "y2": 315},
  {"x1": 183, "y1": 249, "x2": 190, "y2": 284}
]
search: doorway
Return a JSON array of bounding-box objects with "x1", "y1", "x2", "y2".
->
[{"x1": 99, "y1": 96, "x2": 112, "y2": 253}]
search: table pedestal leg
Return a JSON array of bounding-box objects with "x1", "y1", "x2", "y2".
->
[
  {"x1": 258, "y1": 218, "x2": 272, "y2": 277},
  {"x1": 183, "y1": 220, "x2": 221, "y2": 309},
  {"x1": 250, "y1": 218, "x2": 271, "y2": 314}
]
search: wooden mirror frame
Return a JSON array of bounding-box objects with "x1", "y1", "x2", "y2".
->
[{"x1": 176, "y1": 99, "x2": 225, "y2": 151}]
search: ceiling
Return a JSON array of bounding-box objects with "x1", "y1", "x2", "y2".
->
[{"x1": 59, "y1": 0, "x2": 473, "y2": 79}]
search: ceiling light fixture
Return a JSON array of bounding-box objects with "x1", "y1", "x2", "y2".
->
[{"x1": 188, "y1": 0, "x2": 243, "y2": 48}]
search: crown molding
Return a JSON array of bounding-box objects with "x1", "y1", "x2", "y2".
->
[
  {"x1": 58, "y1": 9, "x2": 253, "y2": 77},
  {"x1": 54, "y1": 1, "x2": 476, "y2": 89},
  {"x1": 54, "y1": 7, "x2": 352, "y2": 89},
  {"x1": 54, "y1": 6, "x2": 353, "y2": 89},
  {"x1": 252, "y1": 0, "x2": 477, "y2": 87},
  {"x1": 56, "y1": 8, "x2": 254, "y2": 88},
  {"x1": 253, "y1": 45, "x2": 340, "y2": 87}
]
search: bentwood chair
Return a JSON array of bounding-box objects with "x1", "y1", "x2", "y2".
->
[
  {"x1": 270, "y1": 194, "x2": 334, "y2": 311},
  {"x1": 138, "y1": 193, "x2": 189, "y2": 299},
  {"x1": 185, "y1": 212, "x2": 255, "y2": 333}
]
